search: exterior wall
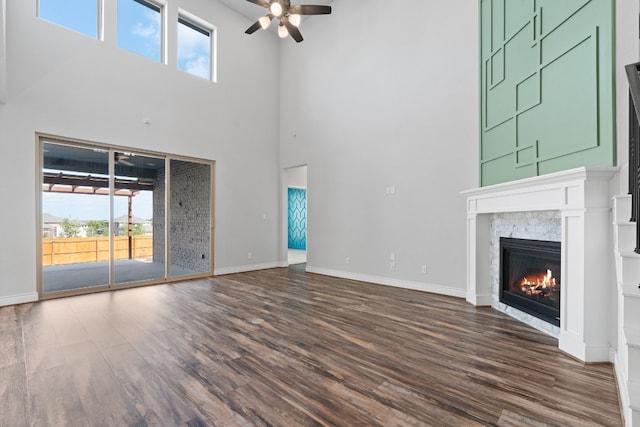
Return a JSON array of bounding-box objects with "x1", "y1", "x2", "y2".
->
[
  {"x1": 152, "y1": 161, "x2": 211, "y2": 273},
  {"x1": 480, "y1": 0, "x2": 615, "y2": 186},
  {"x1": 169, "y1": 160, "x2": 211, "y2": 273},
  {"x1": 153, "y1": 167, "x2": 166, "y2": 265}
]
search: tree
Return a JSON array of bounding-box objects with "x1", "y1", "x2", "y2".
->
[
  {"x1": 61, "y1": 217, "x2": 80, "y2": 238},
  {"x1": 86, "y1": 220, "x2": 106, "y2": 237},
  {"x1": 119, "y1": 222, "x2": 146, "y2": 236},
  {"x1": 133, "y1": 223, "x2": 146, "y2": 235}
]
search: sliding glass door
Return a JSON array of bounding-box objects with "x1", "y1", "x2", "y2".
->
[
  {"x1": 113, "y1": 151, "x2": 166, "y2": 285},
  {"x1": 42, "y1": 142, "x2": 111, "y2": 293},
  {"x1": 169, "y1": 159, "x2": 212, "y2": 278},
  {"x1": 39, "y1": 136, "x2": 213, "y2": 297}
]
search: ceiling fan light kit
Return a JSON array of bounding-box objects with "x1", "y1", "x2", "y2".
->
[
  {"x1": 289, "y1": 13, "x2": 301, "y2": 27},
  {"x1": 245, "y1": 0, "x2": 332, "y2": 43},
  {"x1": 258, "y1": 15, "x2": 272, "y2": 30},
  {"x1": 278, "y1": 23, "x2": 289, "y2": 38},
  {"x1": 270, "y1": 2, "x2": 283, "y2": 17}
]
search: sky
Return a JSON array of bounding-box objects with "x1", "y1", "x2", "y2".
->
[
  {"x1": 43, "y1": 191, "x2": 153, "y2": 221},
  {"x1": 39, "y1": 0, "x2": 211, "y2": 79}
]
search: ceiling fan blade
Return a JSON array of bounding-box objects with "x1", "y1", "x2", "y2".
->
[
  {"x1": 289, "y1": 5, "x2": 331, "y2": 15},
  {"x1": 283, "y1": 20, "x2": 303, "y2": 43},
  {"x1": 245, "y1": 20, "x2": 263, "y2": 34},
  {"x1": 246, "y1": 0, "x2": 269, "y2": 7}
]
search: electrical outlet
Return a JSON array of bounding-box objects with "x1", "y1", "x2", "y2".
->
[
  {"x1": 422, "y1": 265, "x2": 428, "y2": 274},
  {"x1": 345, "y1": 257, "x2": 350, "y2": 264},
  {"x1": 390, "y1": 262, "x2": 396, "y2": 271},
  {"x1": 248, "y1": 252, "x2": 252, "y2": 260}
]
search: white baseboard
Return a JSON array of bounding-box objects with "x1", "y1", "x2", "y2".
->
[
  {"x1": 305, "y1": 266, "x2": 466, "y2": 299},
  {"x1": 613, "y1": 350, "x2": 632, "y2": 426},
  {"x1": 466, "y1": 291, "x2": 493, "y2": 306},
  {"x1": 0, "y1": 292, "x2": 38, "y2": 307},
  {"x1": 214, "y1": 262, "x2": 281, "y2": 276}
]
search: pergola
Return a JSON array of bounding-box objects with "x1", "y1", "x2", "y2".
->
[{"x1": 42, "y1": 172, "x2": 154, "y2": 259}]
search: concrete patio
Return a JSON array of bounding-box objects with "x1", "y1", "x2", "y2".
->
[{"x1": 43, "y1": 260, "x2": 202, "y2": 293}]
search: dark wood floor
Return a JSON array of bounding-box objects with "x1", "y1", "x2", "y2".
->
[{"x1": 1, "y1": 265, "x2": 622, "y2": 426}]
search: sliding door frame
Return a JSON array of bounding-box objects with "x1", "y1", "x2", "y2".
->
[{"x1": 36, "y1": 132, "x2": 215, "y2": 300}]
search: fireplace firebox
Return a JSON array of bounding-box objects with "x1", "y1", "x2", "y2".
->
[{"x1": 500, "y1": 238, "x2": 561, "y2": 326}]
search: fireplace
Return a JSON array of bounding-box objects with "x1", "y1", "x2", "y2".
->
[{"x1": 500, "y1": 238, "x2": 561, "y2": 326}]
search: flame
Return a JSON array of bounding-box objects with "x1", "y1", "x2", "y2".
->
[{"x1": 520, "y1": 269, "x2": 558, "y2": 296}]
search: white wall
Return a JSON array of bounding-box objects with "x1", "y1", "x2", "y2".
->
[
  {"x1": 286, "y1": 165, "x2": 307, "y2": 188},
  {"x1": 615, "y1": 0, "x2": 640, "y2": 183},
  {"x1": 0, "y1": 0, "x2": 281, "y2": 304},
  {"x1": 280, "y1": 0, "x2": 479, "y2": 295},
  {"x1": 0, "y1": 0, "x2": 6, "y2": 103}
]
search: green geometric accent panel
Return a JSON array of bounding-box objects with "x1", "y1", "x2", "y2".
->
[{"x1": 480, "y1": 0, "x2": 615, "y2": 186}]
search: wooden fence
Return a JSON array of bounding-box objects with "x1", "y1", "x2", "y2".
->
[{"x1": 43, "y1": 236, "x2": 153, "y2": 266}]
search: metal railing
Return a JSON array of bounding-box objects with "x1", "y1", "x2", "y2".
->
[{"x1": 625, "y1": 62, "x2": 640, "y2": 254}]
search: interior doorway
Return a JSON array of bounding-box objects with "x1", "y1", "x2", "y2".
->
[{"x1": 284, "y1": 165, "x2": 307, "y2": 265}]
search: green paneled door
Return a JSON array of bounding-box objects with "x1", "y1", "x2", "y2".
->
[{"x1": 480, "y1": 0, "x2": 615, "y2": 186}]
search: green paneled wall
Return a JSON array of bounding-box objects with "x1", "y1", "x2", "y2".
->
[{"x1": 480, "y1": 0, "x2": 615, "y2": 186}]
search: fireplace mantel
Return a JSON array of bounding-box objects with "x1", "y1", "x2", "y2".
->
[{"x1": 463, "y1": 167, "x2": 618, "y2": 362}]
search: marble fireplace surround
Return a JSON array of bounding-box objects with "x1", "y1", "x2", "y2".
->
[
  {"x1": 463, "y1": 167, "x2": 617, "y2": 363},
  {"x1": 491, "y1": 211, "x2": 562, "y2": 338}
]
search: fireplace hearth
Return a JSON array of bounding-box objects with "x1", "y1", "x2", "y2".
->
[{"x1": 500, "y1": 238, "x2": 561, "y2": 326}]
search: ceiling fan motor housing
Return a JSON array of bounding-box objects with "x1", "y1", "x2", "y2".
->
[{"x1": 244, "y1": 0, "x2": 332, "y2": 43}]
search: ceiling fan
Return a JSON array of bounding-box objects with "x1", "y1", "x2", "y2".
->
[{"x1": 245, "y1": 0, "x2": 332, "y2": 43}]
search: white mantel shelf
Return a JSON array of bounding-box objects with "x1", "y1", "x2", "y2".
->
[{"x1": 463, "y1": 167, "x2": 619, "y2": 363}]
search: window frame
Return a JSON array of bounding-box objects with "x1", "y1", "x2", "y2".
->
[
  {"x1": 177, "y1": 10, "x2": 216, "y2": 82},
  {"x1": 37, "y1": 0, "x2": 101, "y2": 39}
]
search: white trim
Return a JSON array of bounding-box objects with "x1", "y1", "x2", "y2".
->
[
  {"x1": 614, "y1": 350, "x2": 635, "y2": 426},
  {"x1": 464, "y1": 166, "x2": 618, "y2": 363},
  {"x1": 0, "y1": 292, "x2": 38, "y2": 307},
  {"x1": 305, "y1": 266, "x2": 467, "y2": 299},
  {"x1": 461, "y1": 167, "x2": 619, "y2": 200},
  {"x1": 466, "y1": 291, "x2": 492, "y2": 306},
  {"x1": 0, "y1": 0, "x2": 6, "y2": 103},
  {"x1": 214, "y1": 262, "x2": 280, "y2": 276}
]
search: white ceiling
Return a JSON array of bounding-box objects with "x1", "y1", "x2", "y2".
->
[{"x1": 216, "y1": 0, "x2": 334, "y2": 23}]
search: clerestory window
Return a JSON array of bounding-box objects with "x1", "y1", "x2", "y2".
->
[
  {"x1": 118, "y1": 0, "x2": 163, "y2": 62},
  {"x1": 38, "y1": 0, "x2": 99, "y2": 39},
  {"x1": 177, "y1": 14, "x2": 215, "y2": 81}
]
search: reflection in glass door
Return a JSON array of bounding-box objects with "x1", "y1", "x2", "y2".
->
[
  {"x1": 169, "y1": 159, "x2": 212, "y2": 278},
  {"x1": 113, "y1": 151, "x2": 166, "y2": 285},
  {"x1": 42, "y1": 142, "x2": 111, "y2": 293}
]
